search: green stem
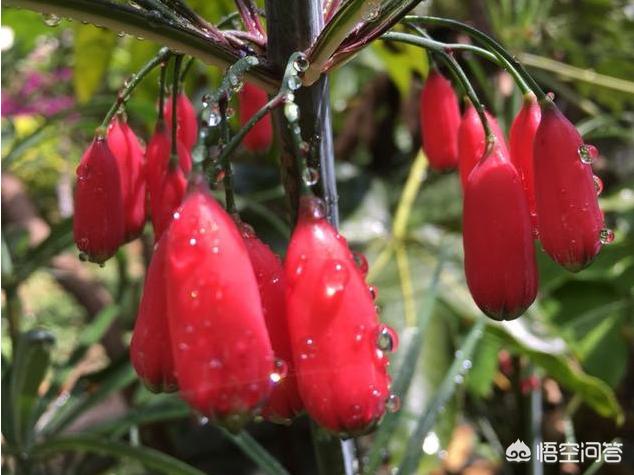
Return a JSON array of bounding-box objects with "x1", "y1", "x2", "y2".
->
[
  {"x1": 157, "y1": 59, "x2": 168, "y2": 123},
  {"x1": 382, "y1": 32, "x2": 494, "y2": 145},
  {"x1": 218, "y1": 95, "x2": 237, "y2": 215},
  {"x1": 404, "y1": 15, "x2": 547, "y2": 100},
  {"x1": 100, "y1": 47, "x2": 171, "y2": 130},
  {"x1": 216, "y1": 95, "x2": 284, "y2": 167},
  {"x1": 5, "y1": 286, "x2": 21, "y2": 352},
  {"x1": 170, "y1": 55, "x2": 183, "y2": 167},
  {"x1": 404, "y1": 24, "x2": 531, "y2": 94},
  {"x1": 6, "y1": 0, "x2": 279, "y2": 92},
  {"x1": 179, "y1": 56, "x2": 196, "y2": 84}
]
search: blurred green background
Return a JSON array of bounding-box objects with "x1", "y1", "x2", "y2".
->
[{"x1": 2, "y1": 0, "x2": 633, "y2": 474}]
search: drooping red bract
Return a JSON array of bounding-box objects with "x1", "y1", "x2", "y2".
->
[
  {"x1": 145, "y1": 123, "x2": 192, "y2": 240},
  {"x1": 533, "y1": 102, "x2": 604, "y2": 271},
  {"x1": 509, "y1": 93, "x2": 541, "y2": 232},
  {"x1": 73, "y1": 136, "x2": 125, "y2": 263},
  {"x1": 107, "y1": 117, "x2": 146, "y2": 241},
  {"x1": 165, "y1": 175, "x2": 274, "y2": 431},
  {"x1": 241, "y1": 225, "x2": 303, "y2": 423},
  {"x1": 164, "y1": 93, "x2": 198, "y2": 151},
  {"x1": 419, "y1": 70, "x2": 461, "y2": 171},
  {"x1": 285, "y1": 196, "x2": 395, "y2": 436},
  {"x1": 463, "y1": 150, "x2": 538, "y2": 320},
  {"x1": 239, "y1": 83, "x2": 273, "y2": 152},
  {"x1": 130, "y1": 235, "x2": 177, "y2": 393},
  {"x1": 458, "y1": 104, "x2": 509, "y2": 189}
]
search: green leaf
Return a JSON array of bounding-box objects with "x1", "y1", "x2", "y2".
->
[
  {"x1": 42, "y1": 360, "x2": 137, "y2": 436},
  {"x1": 10, "y1": 330, "x2": 55, "y2": 449},
  {"x1": 373, "y1": 39, "x2": 429, "y2": 96},
  {"x1": 31, "y1": 436, "x2": 206, "y2": 475},
  {"x1": 12, "y1": 218, "x2": 73, "y2": 285},
  {"x1": 487, "y1": 325, "x2": 624, "y2": 423},
  {"x1": 220, "y1": 429, "x2": 291, "y2": 475},
  {"x1": 466, "y1": 331, "x2": 503, "y2": 398},
  {"x1": 73, "y1": 24, "x2": 117, "y2": 103},
  {"x1": 396, "y1": 321, "x2": 485, "y2": 475},
  {"x1": 364, "y1": 254, "x2": 445, "y2": 475}
]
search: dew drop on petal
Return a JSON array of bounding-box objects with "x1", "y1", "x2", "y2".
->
[
  {"x1": 578, "y1": 144, "x2": 599, "y2": 164},
  {"x1": 599, "y1": 228, "x2": 615, "y2": 244},
  {"x1": 302, "y1": 167, "x2": 319, "y2": 186},
  {"x1": 386, "y1": 394, "x2": 401, "y2": 413},
  {"x1": 352, "y1": 251, "x2": 369, "y2": 276},
  {"x1": 593, "y1": 175, "x2": 604, "y2": 195},
  {"x1": 376, "y1": 324, "x2": 398, "y2": 352}
]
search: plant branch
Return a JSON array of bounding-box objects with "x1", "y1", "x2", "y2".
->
[{"x1": 5, "y1": 0, "x2": 280, "y2": 92}]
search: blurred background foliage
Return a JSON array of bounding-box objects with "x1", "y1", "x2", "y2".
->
[{"x1": 2, "y1": 0, "x2": 633, "y2": 474}]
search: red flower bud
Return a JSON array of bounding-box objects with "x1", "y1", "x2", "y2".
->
[
  {"x1": 419, "y1": 70, "x2": 461, "y2": 171},
  {"x1": 107, "y1": 117, "x2": 147, "y2": 241},
  {"x1": 509, "y1": 94, "x2": 541, "y2": 232},
  {"x1": 165, "y1": 176, "x2": 274, "y2": 430},
  {"x1": 164, "y1": 93, "x2": 198, "y2": 151},
  {"x1": 533, "y1": 103, "x2": 604, "y2": 271},
  {"x1": 130, "y1": 235, "x2": 177, "y2": 393},
  {"x1": 239, "y1": 83, "x2": 273, "y2": 152},
  {"x1": 463, "y1": 150, "x2": 538, "y2": 320},
  {"x1": 458, "y1": 104, "x2": 509, "y2": 189},
  {"x1": 285, "y1": 196, "x2": 396, "y2": 436},
  {"x1": 73, "y1": 137, "x2": 125, "y2": 263},
  {"x1": 241, "y1": 225, "x2": 303, "y2": 423},
  {"x1": 146, "y1": 124, "x2": 192, "y2": 240}
]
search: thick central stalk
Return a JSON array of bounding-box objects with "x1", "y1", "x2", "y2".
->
[
  {"x1": 265, "y1": 1, "x2": 349, "y2": 474},
  {"x1": 265, "y1": 0, "x2": 339, "y2": 226}
]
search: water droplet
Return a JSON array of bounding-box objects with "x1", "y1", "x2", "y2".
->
[
  {"x1": 454, "y1": 374, "x2": 464, "y2": 384},
  {"x1": 376, "y1": 324, "x2": 398, "y2": 352},
  {"x1": 302, "y1": 167, "x2": 319, "y2": 186},
  {"x1": 363, "y1": 0, "x2": 381, "y2": 20},
  {"x1": 368, "y1": 285, "x2": 378, "y2": 301},
  {"x1": 190, "y1": 290, "x2": 199, "y2": 299},
  {"x1": 42, "y1": 13, "x2": 61, "y2": 26},
  {"x1": 284, "y1": 102, "x2": 300, "y2": 122},
  {"x1": 386, "y1": 394, "x2": 401, "y2": 413},
  {"x1": 546, "y1": 91, "x2": 556, "y2": 101},
  {"x1": 287, "y1": 75, "x2": 302, "y2": 91},
  {"x1": 353, "y1": 325, "x2": 366, "y2": 344},
  {"x1": 593, "y1": 175, "x2": 604, "y2": 195},
  {"x1": 269, "y1": 359, "x2": 288, "y2": 384},
  {"x1": 298, "y1": 337, "x2": 317, "y2": 361},
  {"x1": 599, "y1": 228, "x2": 614, "y2": 244},
  {"x1": 208, "y1": 108, "x2": 221, "y2": 126},
  {"x1": 352, "y1": 251, "x2": 369, "y2": 276},
  {"x1": 323, "y1": 260, "x2": 349, "y2": 298},
  {"x1": 209, "y1": 358, "x2": 222, "y2": 369},
  {"x1": 189, "y1": 237, "x2": 197, "y2": 246},
  {"x1": 462, "y1": 360, "x2": 472, "y2": 370},
  {"x1": 299, "y1": 141, "x2": 310, "y2": 155},
  {"x1": 173, "y1": 211, "x2": 181, "y2": 220},
  {"x1": 197, "y1": 415, "x2": 209, "y2": 425},
  {"x1": 299, "y1": 196, "x2": 326, "y2": 220},
  {"x1": 578, "y1": 144, "x2": 599, "y2": 164},
  {"x1": 229, "y1": 74, "x2": 243, "y2": 92},
  {"x1": 225, "y1": 106, "x2": 235, "y2": 118},
  {"x1": 293, "y1": 54, "x2": 310, "y2": 73}
]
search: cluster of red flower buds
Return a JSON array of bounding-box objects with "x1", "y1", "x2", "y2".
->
[
  {"x1": 419, "y1": 70, "x2": 609, "y2": 320},
  {"x1": 73, "y1": 83, "x2": 397, "y2": 435}
]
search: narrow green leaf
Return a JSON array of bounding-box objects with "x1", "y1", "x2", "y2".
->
[
  {"x1": 30, "y1": 435, "x2": 206, "y2": 475},
  {"x1": 87, "y1": 399, "x2": 189, "y2": 437},
  {"x1": 12, "y1": 218, "x2": 73, "y2": 285},
  {"x1": 364, "y1": 253, "x2": 445, "y2": 475},
  {"x1": 41, "y1": 361, "x2": 136, "y2": 436},
  {"x1": 396, "y1": 321, "x2": 485, "y2": 475},
  {"x1": 487, "y1": 325, "x2": 624, "y2": 423},
  {"x1": 73, "y1": 23, "x2": 117, "y2": 103},
  {"x1": 10, "y1": 330, "x2": 55, "y2": 449},
  {"x1": 221, "y1": 428, "x2": 291, "y2": 475}
]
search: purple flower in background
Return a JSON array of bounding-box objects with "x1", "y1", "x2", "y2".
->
[{"x1": 2, "y1": 67, "x2": 75, "y2": 118}]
